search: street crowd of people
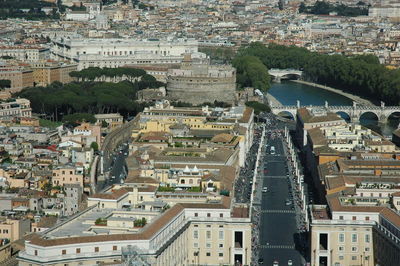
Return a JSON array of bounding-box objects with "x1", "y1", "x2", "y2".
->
[{"x1": 234, "y1": 124, "x2": 263, "y2": 204}]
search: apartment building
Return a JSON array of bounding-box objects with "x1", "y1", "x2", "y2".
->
[
  {"x1": 0, "y1": 98, "x2": 32, "y2": 119},
  {"x1": 94, "y1": 113, "x2": 123, "y2": 129},
  {"x1": 0, "y1": 66, "x2": 34, "y2": 95},
  {"x1": 133, "y1": 100, "x2": 254, "y2": 167},
  {"x1": 31, "y1": 61, "x2": 78, "y2": 86},
  {"x1": 17, "y1": 197, "x2": 252, "y2": 266},
  {"x1": 0, "y1": 218, "x2": 30, "y2": 242},
  {"x1": 72, "y1": 122, "x2": 101, "y2": 147},
  {"x1": 310, "y1": 205, "x2": 375, "y2": 266},
  {"x1": 52, "y1": 165, "x2": 84, "y2": 188},
  {"x1": 0, "y1": 46, "x2": 49, "y2": 62}
]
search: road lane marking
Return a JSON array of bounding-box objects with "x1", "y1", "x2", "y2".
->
[
  {"x1": 261, "y1": 210, "x2": 296, "y2": 214},
  {"x1": 259, "y1": 244, "x2": 295, "y2": 249}
]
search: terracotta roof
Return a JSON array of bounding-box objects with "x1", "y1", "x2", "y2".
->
[
  {"x1": 138, "y1": 185, "x2": 158, "y2": 193},
  {"x1": 327, "y1": 195, "x2": 385, "y2": 213},
  {"x1": 232, "y1": 206, "x2": 249, "y2": 218},
  {"x1": 298, "y1": 108, "x2": 343, "y2": 124},
  {"x1": 307, "y1": 127, "x2": 327, "y2": 146},
  {"x1": 125, "y1": 176, "x2": 159, "y2": 185},
  {"x1": 37, "y1": 216, "x2": 58, "y2": 228},
  {"x1": 380, "y1": 208, "x2": 400, "y2": 228},
  {"x1": 239, "y1": 107, "x2": 253, "y2": 123},
  {"x1": 211, "y1": 133, "x2": 234, "y2": 143},
  {"x1": 90, "y1": 188, "x2": 130, "y2": 200}
]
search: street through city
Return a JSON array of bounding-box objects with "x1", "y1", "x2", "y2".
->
[{"x1": 258, "y1": 130, "x2": 306, "y2": 265}]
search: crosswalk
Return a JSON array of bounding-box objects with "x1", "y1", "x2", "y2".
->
[
  {"x1": 261, "y1": 209, "x2": 296, "y2": 214},
  {"x1": 259, "y1": 244, "x2": 295, "y2": 249}
]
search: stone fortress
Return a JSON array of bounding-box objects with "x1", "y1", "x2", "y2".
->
[{"x1": 166, "y1": 55, "x2": 236, "y2": 105}]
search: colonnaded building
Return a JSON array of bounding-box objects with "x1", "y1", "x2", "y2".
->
[{"x1": 50, "y1": 37, "x2": 206, "y2": 70}]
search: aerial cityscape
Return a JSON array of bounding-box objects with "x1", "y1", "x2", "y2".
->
[{"x1": 0, "y1": 0, "x2": 400, "y2": 265}]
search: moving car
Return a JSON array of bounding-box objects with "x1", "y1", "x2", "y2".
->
[
  {"x1": 262, "y1": 187, "x2": 268, "y2": 193},
  {"x1": 273, "y1": 260, "x2": 279, "y2": 266},
  {"x1": 287, "y1": 260, "x2": 293, "y2": 266}
]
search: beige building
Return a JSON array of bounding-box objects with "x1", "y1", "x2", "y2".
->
[
  {"x1": 0, "y1": 66, "x2": 34, "y2": 96},
  {"x1": 0, "y1": 98, "x2": 32, "y2": 119},
  {"x1": 31, "y1": 62, "x2": 77, "y2": 86},
  {"x1": 52, "y1": 165, "x2": 84, "y2": 188},
  {"x1": 310, "y1": 205, "x2": 375, "y2": 266},
  {"x1": 94, "y1": 113, "x2": 124, "y2": 129},
  {"x1": 18, "y1": 197, "x2": 251, "y2": 266},
  {"x1": 0, "y1": 218, "x2": 31, "y2": 242}
]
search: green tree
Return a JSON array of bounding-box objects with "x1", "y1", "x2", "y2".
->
[
  {"x1": 90, "y1": 142, "x2": 99, "y2": 152},
  {"x1": 233, "y1": 55, "x2": 270, "y2": 91},
  {"x1": 0, "y1": 79, "x2": 11, "y2": 90},
  {"x1": 62, "y1": 113, "x2": 96, "y2": 124}
]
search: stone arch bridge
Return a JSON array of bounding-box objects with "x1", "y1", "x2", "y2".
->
[
  {"x1": 271, "y1": 101, "x2": 400, "y2": 123},
  {"x1": 268, "y1": 69, "x2": 303, "y2": 82}
]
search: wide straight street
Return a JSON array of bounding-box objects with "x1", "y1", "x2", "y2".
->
[{"x1": 259, "y1": 136, "x2": 305, "y2": 265}]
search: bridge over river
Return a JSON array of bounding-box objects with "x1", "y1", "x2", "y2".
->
[
  {"x1": 268, "y1": 69, "x2": 303, "y2": 82},
  {"x1": 271, "y1": 101, "x2": 400, "y2": 124}
]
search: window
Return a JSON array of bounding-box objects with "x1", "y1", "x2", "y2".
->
[
  {"x1": 113, "y1": 246, "x2": 117, "y2": 251},
  {"x1": 207, "y1": 213, "x2": 211, "y2": 217},
  {"x1": 62, "y1": 250, "x2": 66, "y2": 255},
  {"x1": 339, "y1": 256, "x2": 344, "y2": 260},
  {"x1": 194, "y1": 230, "x2": 198, "y2": 239},
  {"x1": 219, "y1": 253, "x2": 223, "y2": 257},
  {"x1": 94, "y1": 247, "x2": 99, "y2": 252},
  {"x1": 76, "y1": 248, "x2": 80, "y2": 254},
  {"x1": 220, "y1": 213, "x2": 223, "y2": 217},
  {"x1": 365, "y1": 234, "x2": 370, "y2": 243},
  {"x1": 194, "y1": 242, "x2": 198, "y2": 248},
  {"x1": 194, "y1": 213, "x2": 198, "y2": 217},
  {"x1": 206, "y1": 252, "x2": 211, "y2": 256},
  {"x1": 219, "y1": 230, "x2": 224, "y2": 240},
  {"x1": 206, "y1": 231, "x2": 211, "y2": 239},
  {"x1": 339, "y1": 233, "x2": 345, "y2": 243},
  {"x1": 365, "y1": 216, "x2": 370, "y2": 221},
  {"x1": 352, "y1": 233, "x2": 358, "y2": 242},
  {"x1": 206, "y1": 242, "x2": 211, "y2": 248},
  {"x1": 352, "y1": 246, "x2": 357, "y2": 252},
  {"x1": 219, "y1": 243, "x2": 223, "y2": 248},
  {"x1": 352, "y1": 256, "x2": 357, "y2": 260},
  {"x1": 338, "y1": 246, "x2": 344, "y2": 251},
  {"x1": 365, "y1": 247, "x2": 370, "y2": 252},
  {"x1": 352, "y1": 216, "x2": 357, "y2": 221},
  {"x1": 34, "y1": 250, "x2": 38, "y2": 256}
]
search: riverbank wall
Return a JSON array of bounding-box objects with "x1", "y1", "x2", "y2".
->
[
  {"x1": 292, "y1": 80, "x2": 376, "y2": 106},
  {"x1": 266, "y1": 93, "x2": 283, "y2": 107}
]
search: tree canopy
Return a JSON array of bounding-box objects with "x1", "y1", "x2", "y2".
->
[
  {"x1": 299, "y1": 1, "x2": 368, "y2": 16},
  {"x1": 238, "y1": 42, "x2": 400, "y2": 105},
  {"x1": 233, "y1": 55, "x2": 271, "y2": 91},
  {"x1": 0, "y1": 80, "x2": 11, "y2": 90},
  {"x1": 15, "y1": 70, "x2": 163, "y2": 121},
  {"x1": 69, "y1": 67, "x2": 147, "y2": 81}
]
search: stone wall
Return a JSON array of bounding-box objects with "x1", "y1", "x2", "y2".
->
[{"x1": 166, "y1": 74, "x2": 236, "y2": 105}]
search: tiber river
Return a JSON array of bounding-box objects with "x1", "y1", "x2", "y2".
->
[{"x1": 269, "y1": 81, "x2": 398, "y2": 137}]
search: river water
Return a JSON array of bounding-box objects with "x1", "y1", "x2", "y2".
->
[{"x1": 269, "y1": 81, "x2": 397, "y2": 136}]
